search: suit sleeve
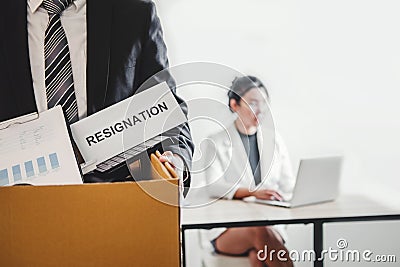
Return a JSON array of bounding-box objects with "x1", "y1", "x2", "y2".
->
[{"x1": 134, "y1": 1, "x2": 194, "y2": 196}]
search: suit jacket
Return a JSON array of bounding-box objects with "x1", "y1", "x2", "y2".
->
[{"x1": 0, "y1": 0, "x2": 194, "y2": 193}]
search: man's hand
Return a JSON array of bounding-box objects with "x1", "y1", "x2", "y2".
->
[
  {"x1": 251, "y1": 189, "x2": 283, "y2": 201},
  {"x1": 158, "y1": 151, "x2": 184, "y2": 179}
]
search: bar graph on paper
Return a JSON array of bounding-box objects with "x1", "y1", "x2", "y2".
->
[
  {"x1": 0, "y1": 153, "x2": 61, "y2": 186},
  {"x1": 0, "y1": 107, "x2": 82, "y2": 186}
]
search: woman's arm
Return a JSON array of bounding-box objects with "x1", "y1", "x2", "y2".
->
[{"x1": 234, "y1": 188, "x2": 283, "y2": 200}]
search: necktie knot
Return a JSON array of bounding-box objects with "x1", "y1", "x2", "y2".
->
[{"x1": 42, "y1": 0, "x2": 73, "y2": 15}]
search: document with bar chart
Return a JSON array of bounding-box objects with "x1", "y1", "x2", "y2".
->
[{"x1": 0, "y1": 106, "x2": 82, "y2": 186}]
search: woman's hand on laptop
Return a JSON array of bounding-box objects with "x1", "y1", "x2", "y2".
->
[{"x1": 252, "y1": 189, "x2": 283, "y2": 201}]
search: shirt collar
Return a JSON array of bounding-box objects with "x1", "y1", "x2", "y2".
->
[
  {"x1": 28, "y1": 0, "x2": 43, "y2": 13},
  {"x1": 28, "y1": 0, "x2": 85, "y2": 14},
  {"x1": 73, "y1": 0, "x2": 86, "y2": 11}
]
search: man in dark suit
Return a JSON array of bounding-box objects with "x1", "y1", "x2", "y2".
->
[{"x1": 0, "y1": 0, "x2": 193, "y2": 194}]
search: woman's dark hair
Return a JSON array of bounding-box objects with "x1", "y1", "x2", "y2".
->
[{"x1": 227, "y1": 76, "x2": 269, "y2": 111}]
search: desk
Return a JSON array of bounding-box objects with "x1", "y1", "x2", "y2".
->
[{"x1": 181, "y1": 194, "x2": 400, "y2": 267}]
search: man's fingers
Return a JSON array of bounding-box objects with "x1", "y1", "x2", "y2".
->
[
  {"x1": 153, "y1": 151, "x2": 180, "y2": 179},
  {"x1": 158, "y1": 151, "x2": 174, "y2": 164},
  {"x1": 162, "y1": 151, "x2": 174, "y2": 157}
]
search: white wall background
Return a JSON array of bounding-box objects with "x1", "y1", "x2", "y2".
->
[{"x1": 154, "y1": 0, "x2": 400, "y2": 266}]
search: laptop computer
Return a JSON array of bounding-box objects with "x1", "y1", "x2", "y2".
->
[{"x1": 255, "y1": 156, "x2": 343, "y2": 208}]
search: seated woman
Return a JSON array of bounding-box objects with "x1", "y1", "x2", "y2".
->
[{"x1": 204, "y1": 76, "x2": 295, "y2": 267}]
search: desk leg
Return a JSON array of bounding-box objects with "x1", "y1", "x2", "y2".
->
[
  {"x1": 182, "y1": 228, "x2": 186, "y2": 267},
  {"x1": 314, "y1": 221, "x2": 324, "y2": 267}
]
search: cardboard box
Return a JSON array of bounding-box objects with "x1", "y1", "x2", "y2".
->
[{"x1": 0, "y1": 180, "x2": 180, "y2": 267}]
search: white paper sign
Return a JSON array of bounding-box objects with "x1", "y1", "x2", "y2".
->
[{"x1": 70, "y1": 82, "x2": 187, "y2": 165}]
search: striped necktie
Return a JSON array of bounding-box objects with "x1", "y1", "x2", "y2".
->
[{"x1": 42, "y1": 0, "x2": 78, "y2": 123}]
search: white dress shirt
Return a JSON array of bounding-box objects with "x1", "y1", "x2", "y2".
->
[{"x1": 27, "y1": 0, "x2": 87, "y2": 119}]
